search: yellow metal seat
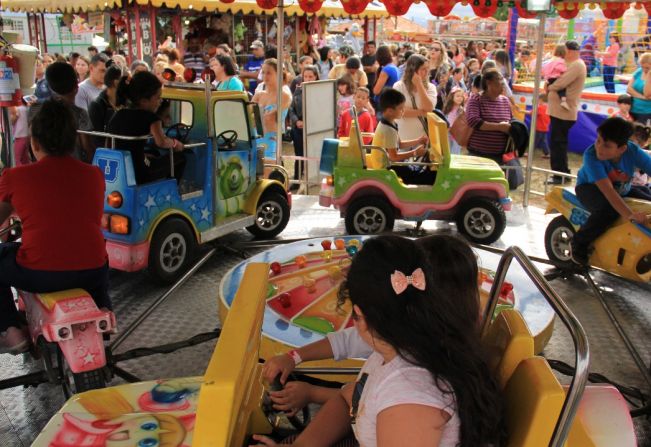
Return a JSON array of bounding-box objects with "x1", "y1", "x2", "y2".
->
[
  {"x1": 482, "y1": 309, "x2": 535, "y2": 390},
  {"x1": 504, "y1": 356, "x2": 566, "y2": 447},
  {"x1": 194, "y1": 263, "x2": 273, "y2": 446}
]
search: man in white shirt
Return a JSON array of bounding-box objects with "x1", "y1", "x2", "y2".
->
[{"x1": 75, "y1": 54, "x2": 108, "y2": 111}]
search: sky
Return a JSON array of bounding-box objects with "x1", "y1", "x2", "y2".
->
[{"x1": 403, "y1": 2, "x2": 477, "y2": 27}]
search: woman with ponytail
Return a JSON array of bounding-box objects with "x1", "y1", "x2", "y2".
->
[{"x1": 107, "y1": 71, "x2": 185, "y2": 184}]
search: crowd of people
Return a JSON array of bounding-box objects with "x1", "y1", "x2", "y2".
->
[{"x1": 0, "y1": 31, "x2": 650, "y2": 447}]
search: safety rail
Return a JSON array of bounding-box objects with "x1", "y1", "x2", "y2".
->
[
  {"x1": 480, "y1": 246, "x2": 590, "y2": 447},
  {"x1": 78, "y1": 130, "x2": 206, "y2": 179}
]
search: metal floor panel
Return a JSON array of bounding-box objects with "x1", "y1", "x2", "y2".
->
[{"x1": 1, "y1": 197, "x2": 649, "y2": 445}]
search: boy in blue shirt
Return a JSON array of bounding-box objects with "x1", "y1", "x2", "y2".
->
[{"x1": 571, "y1": 117, "x2": 651, "y2": 265}]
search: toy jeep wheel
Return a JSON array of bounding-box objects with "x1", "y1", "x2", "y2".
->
[
  {"x1": 544, "y1": 216, "x2": 575, "y2": 267},
  {"x1": 247, "y1": 192, "x2": 290, "y2": 239},
  {"x1": 345, "y1": 197, "x2": 395, "y2": 235},
  {"x1": 149, "y1": 217, "x2": 197, "y2": 284},
  {"x1": 456, "y1": 198, "x2": 506, "y2": 244}
]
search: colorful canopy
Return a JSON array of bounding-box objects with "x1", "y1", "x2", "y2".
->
[
  {"x1": 1, "y1": 0, "x2": 648, "y2": 20},
  {"x1": 0, "y1": 0, "x2": 389, "y2": 17}
]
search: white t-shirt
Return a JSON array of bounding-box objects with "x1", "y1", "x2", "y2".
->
[
  {"x1": 352, "y1": 352, "x2": 460, "y2": 447},
  {"x1": 75, "y1": 78, "x2": 104, "y2": 111},
  {"x1": 393, "y1": 80, "x2": 438, "y2": 141},
  {"x1": 327, "y1": 327, "x2": 373, "y2": 360}
]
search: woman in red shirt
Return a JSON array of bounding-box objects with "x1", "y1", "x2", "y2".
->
[{"x1": 0, "y1": 99, "x2": 110, "y2": 354}]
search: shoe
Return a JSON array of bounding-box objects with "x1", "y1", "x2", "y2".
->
[
  {"x1": 0, "y1": 326, "x2": 29, "y2": 355},
  {"x1": 561, "y1": 101, "x2": 570, "y2": 111},
  {"x1": 542, "y1": 154, "x2": 550, "y2": 159},
  {"x1": 570, "y1": 242, "x2": 589, "y2": 266},
  {"x1": 562, "y1": 176, "x2": 573, "y2": 184},
  {"x1": 546, "y1": 177, "x2": 563, "y2": 185}
]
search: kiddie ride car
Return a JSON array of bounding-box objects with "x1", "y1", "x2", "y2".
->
[
  {"x1": 90, "y1": 82, "x2": 291, "y2": 283},
  {"x1": 318, "y1": 110, "x2": 511, "y2": 243},
  {"x1": 0, "y1": 219, "x2": 116, "y2": 396},
  {"x1": 544, "y1": 187, "x2": 651, "y2": 283},
  {"x1": 33, "y1": 250, "x2": 637, "y2": 446}
]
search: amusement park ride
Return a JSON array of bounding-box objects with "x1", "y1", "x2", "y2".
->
[{"x1": 0, "y1": 4, "x2": 650, "y2": 445}]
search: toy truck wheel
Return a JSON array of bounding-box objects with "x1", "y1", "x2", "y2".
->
[
  {"x1": 58, "y1": 348, "x2": 107, "y2": 397},
  {"x1": 247, "y1": 192, "x2": 290, "y2": 239},
  {"x1": 148, "y1": 218, "x2": 197, "y2": 284},
  {"x1": 544, "y1": 216, "x2": 576, "y2": 267},
  {"x1": 455, "y1": 198, "x2": 506, "y2": 244},
  {"x1": 345, "y1": 197, "x2": 395, "y2": 235}
]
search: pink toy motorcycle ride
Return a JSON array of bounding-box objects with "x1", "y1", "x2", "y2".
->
[{"x1": 0, "y1": 218, "x2": 116, "y2": 396}]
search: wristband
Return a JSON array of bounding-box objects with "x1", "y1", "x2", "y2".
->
[{"x1": 287, "y1": 349, "x2": 302, "y2": 366}]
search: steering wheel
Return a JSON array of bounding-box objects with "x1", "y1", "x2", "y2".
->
[
  {"x1": 216, "y1": 130, "x2": 238, "y2": 150},
  {"x1": 165, "y1": 123, "x2": 192, "y2": 143},
  {"x1": 263, "y1": 374, "x2": 311, "y2": 432}
]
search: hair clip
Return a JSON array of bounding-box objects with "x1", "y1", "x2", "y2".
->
[{"x1": 390, "y1": 268, "x2": 426, "y2": 295}]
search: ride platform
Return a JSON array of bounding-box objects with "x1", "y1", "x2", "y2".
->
[{"x1": 0, "y1": 196, "x2": 649, "y2": 445}]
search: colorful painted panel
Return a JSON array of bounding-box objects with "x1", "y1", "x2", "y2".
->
[
  {"x1": 219, "y1": 237, "x2": 552, "y2": 352},
  {"x1": 32, "y1": 378, "x2": 201, "y2": 446}
]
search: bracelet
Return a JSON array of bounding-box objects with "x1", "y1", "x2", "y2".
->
[{"x1": 287, "y1": 349, "x2": 302, "y2": 366}]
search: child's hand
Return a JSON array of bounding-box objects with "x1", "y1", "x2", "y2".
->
[
  {"x1": 629, "y1": 211, "x2": 650, "y2": 225},
  {"x1": 419, "y1": 135, "x2": 429, "y2": 145},
  {"x1": 412, "y1": 72, "x2": 423, "y2": 86},
  {"x1": 269, "y1": 381, "x2": 314, "y2": 415},
  {"x1": 415, "y1": 145, "x2": 427, "y2": 157},
  {"x1": 263, "y1": 353, "x2": 296, "y2": 384}
]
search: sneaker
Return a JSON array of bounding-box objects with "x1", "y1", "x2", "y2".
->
[
  {"x1": 561, "y1": 101, "x2": 570, "y2": 111},
  {"x1": 542, "y1": 154, "x2": 550, "y2": 159},
  {"x1": 0, "y1": 326, "x2": 29, "y2": 355},
  {"x1": 570, "y1": 243, "x2": 589, "y2": 266}
]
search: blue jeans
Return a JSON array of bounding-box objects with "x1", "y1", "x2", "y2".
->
[
  {"x1": 0, "y1": 242, "x2": 111, "y2": 331},
  {"x1": 534, "y1": 131, "x2": 549, "y2": 155},
  {"x1": 603, "y1": 65, "x2": 616, "y2": 94}
]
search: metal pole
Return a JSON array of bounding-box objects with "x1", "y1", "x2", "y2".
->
[
  {"x1": 276, "y1": 0, "x2": 285, "y2": 165},
  {"x1": 109, "y1": 248, "x2": 216, "y2": 352},
  {"x1": 523, "y1": 13, "x2": 546, "y2": 208}
]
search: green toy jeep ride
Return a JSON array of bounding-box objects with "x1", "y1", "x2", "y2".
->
[{"x1": 319, "y1": 111, "x2": 511, "y2": 243}]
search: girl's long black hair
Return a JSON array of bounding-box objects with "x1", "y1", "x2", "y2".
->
[
  {"x1": 338, "y1": 235, "x2": 504, "y2": 447},
  {"x1": 116, "y1": 71, "x2": 162, "y2": 108}
]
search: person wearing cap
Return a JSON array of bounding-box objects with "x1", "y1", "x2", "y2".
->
[
  {"x1": 328, "y1": 56, "x2": 368, "y2": 88},
  {"x1": 242, "y1": 40, "x2": 266, "y2": 94},
  {"x1": 546, "y1": 40, "x2": 587, "y2": 184}
]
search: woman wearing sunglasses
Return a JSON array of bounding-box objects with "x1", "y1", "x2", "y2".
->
[
  {"x1": 252, "y1": 235, "x2": 503, "y2": 447},
  {"x1": 428, "y1": 40, "x2": 452, "y2": 85}
]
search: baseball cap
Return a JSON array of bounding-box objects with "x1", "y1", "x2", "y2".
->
[
  {"x1": 250, "y1": 40, "x2": 264, "y2": 49},
  {"x1": 565, "y1": 40, "x2": 580, "y2": 51}
]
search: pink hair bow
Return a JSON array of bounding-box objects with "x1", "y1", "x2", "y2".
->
[{"x1": 390, "y1": 268, "x2": 426, "y2": 295}]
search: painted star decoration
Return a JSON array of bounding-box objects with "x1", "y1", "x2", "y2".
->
[
  {"x1": 144, "y1": 194, "x2": 157, "y2": 209},
  {"x1": 200, "y1": 207, "x2": 210, "y2": 221},
  {"x1": 82, "y1": 352, "x2": 96, "y2": 365},
  {"x1": 441, "y1": 180, "x2": 451, "y2": 190}
]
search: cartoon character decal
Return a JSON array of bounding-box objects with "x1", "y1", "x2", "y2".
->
[
  {"x1": 43, "y1": 379, "x2": 200, "y2": 447},
  {"x1": 218, "y1": 155, "x2": 249, "y2": 217}
]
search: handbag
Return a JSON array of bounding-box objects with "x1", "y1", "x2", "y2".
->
[
  {"x1": 449, "y1": 109, "x2": 473, "y2": 148},
  {"x1": 502, "y1": 137, "x2": 524, "y2": 190}
]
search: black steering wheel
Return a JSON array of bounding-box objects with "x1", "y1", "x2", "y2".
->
[
  {"x1": 216, "y1": 130, "x2": 238, "y2": 150},
  {"x1": 165, "y1": 123, "x2": 192, "y2": 143},
  {"x1": 263, "y1": 374, "x2": 311, "y2": 432}
]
